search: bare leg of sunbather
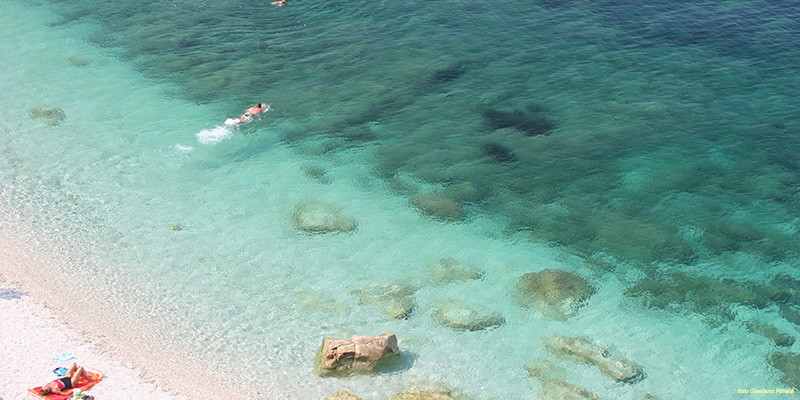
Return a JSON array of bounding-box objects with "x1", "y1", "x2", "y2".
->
[
  {"x1": 65, "y1": 363, "x2": 77, "y2": 377},
  {"x1": 73, "y1": 365, "x2": 92, "y2": 386},
  {"x1": 65, "y1": 363, "x2": 93, "y2": 387}
]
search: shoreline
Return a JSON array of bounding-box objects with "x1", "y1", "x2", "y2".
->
[
  {"x1": 0, "y1": 233, "x2": 245, "y2": 400},
  {"x1": 0, "y1": 277, "x2": 184, "y2": 400}
]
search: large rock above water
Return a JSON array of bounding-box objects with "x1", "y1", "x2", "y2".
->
[
  {"x1": 433, "y1": 300, "x2": 504, "y2": 331},
  {"x1": 518, "y1": 269, "x2": 594, "y2": 320},
  {"x1": 426, "y1": 258, "x2": 484, "y2": 285},
  {"x1": 314, "y1": 333, "x2": 399, "y2": 376},
  {"x1": 293, "y1": 201, "x2": 357, "y2": 233},
  {"x1": 542, "y1": 335, "x2": 645, "y2": 383},
  {"x1": 409, "y1": 193, "x2": 463, "y2": 221}
]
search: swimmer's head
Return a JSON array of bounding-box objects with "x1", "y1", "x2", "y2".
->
[{"x1": 258, "y1": 102, "x2": 267, "y2": 109}]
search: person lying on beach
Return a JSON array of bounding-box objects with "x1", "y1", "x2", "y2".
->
[
  {"x1": 225, "y1": 102, "x2": 270, "y2": 126},
  {"x1": 38, "y1": 362, "x2": 94, "y2": 396},
  {"x1": 271, "y1": 0, "x2": 288, "y2": 6}
]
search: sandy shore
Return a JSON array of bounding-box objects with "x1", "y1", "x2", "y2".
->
[
  {"x1": 0, "y1": 276, "x2": 187, "y2": 400},
  {"x1": 0, "y1": 193, "x2": 251, "y2": 400},
  {"x1": 0, "y1": 227, "x2": 201, "y2": 400}
]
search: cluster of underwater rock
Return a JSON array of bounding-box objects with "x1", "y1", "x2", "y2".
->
[
  {"x1": 526, "y1": 333, "x2": 655, "y2": 399},
  {"x1": 291, "y1": 199, "x2": 800, "y2": 396},
  {"x1": 294, "y1": 198, "x2": 655, "y2": 400},
  {"x1": 29, "y1": 57, "x2": 92, "y2": 127},
  {"x1": 292, "y1": 182, "x2": 485, "y2": 230},
  {"x1": 622, "y1": 270, "x2": 800, "y2": 388},
  {"x1": 624, "y1": 270, "x2": 800, "y2": 336},
  {"x1": 290, "y1": 55, "x2": 798, "y2": 271},
  {"x1": 293, "y1": 208, "x2": 655, "y2": 397},
  {"x1": 346, "y1": 257, "x2": 493, "y2": 326}
]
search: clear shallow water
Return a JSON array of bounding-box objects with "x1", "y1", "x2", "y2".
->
[{"x1": 1, "y1": 0, "x2": 799, "y2": 398}]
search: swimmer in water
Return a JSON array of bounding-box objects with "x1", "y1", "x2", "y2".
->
[
  {"x1": 271, "y1": 0, "x2": 288, "y2": 6},
  {"x1": 225, "y1": 102, "x2": 270, "y2": 126},
  {"x1": 238, "y1": 102, "x2": 270, "y2": 124}
]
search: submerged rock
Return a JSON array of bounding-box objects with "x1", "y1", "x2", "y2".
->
[
  {"x1": 481, "y1": 142, "x2": 517, "y2": 162},
  {"x1": 352, "y1": 282, "x2": 417, "y2": 319},
  {"x1": 624, "y1": 271, "x2": 764, "y2": 323},
  {"x1": 524, "y1": 361, "x2": 567, "y2": 381},
  {"x1": 293, "y1": 201, "x2": 357, "y2": 233},
  {"x1": 482, "y1": 107, "x2": 556, "y2": 136},
  {"x1": 746, "y1": 320, "x2": 795, "y2": 347},
  {"x1": 517, "y1": 269, "x2": 594, "y2": 320},
  {"x1": 588, "y1": 211, "x2": 694, "y2": 265},
  {"x1": 409, "y1": 193, "x2": 463, "y2": 221},
  {"x1": 766, "y1": 352, "x2": 800, "y2": 389},
  {"x1": 433, "y1": 299, "x2": 504, "y2": 331},
  {"x1": 538, "y1": 379, "x2": 599, "y2": 400},
  {"x1": 542, "y1": 335, "x2": 645, "y2": 383},
  {"x1": 389, "y1": 381, "x2": 469, "y2": 400},
  {"x1": 779, "y1": 304, "x2": 800, "y2": 326},
  {"x1": 294, "y1": 291, "x2": 351, "y2": 315},
  {"x1": 325, "y1": 390, "x2": 363, "y2": 400},
  {"x1": 31, "y1": 106, "x2": 66, "y2": 126},
  {"x1": 429, "y1": 61, "x2": 470, "y2": 85},
  {"x1": 525, "y1": 362, "x2": 598, "y2": 400},
  {"x1": 68, "y1": 56, "x2": 89, "y2": 66},
  {"x1": 426, "y1": 258, "x2": 484, "y2": 285},
  {"x1": 638, "y1": 395, "x2": 663, "y2": 400},
  {"x1": 442, "y1": 182, "x2": 487, "y2": 204},
  {"x1": 301, "y1": 165, "x2": 331, "y2": 184},
  {"x1": 314, "y1": 333, "x2": 399, "y2": 376}
]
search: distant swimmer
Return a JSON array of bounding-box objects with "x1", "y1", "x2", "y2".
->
[
  {"x1": 271, "y1": 0, "x2": 287, "y2": 6},
  {"x1": 225, "y1": 102, "x2": 270, "y2": 126},
  {"x1": 239, "y1": 102, "x2": 269, "y2": 123}
]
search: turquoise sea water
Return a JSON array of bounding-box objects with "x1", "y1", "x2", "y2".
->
[{"x1": 1, "y1": 0, "x2": 799, "y2": 398}]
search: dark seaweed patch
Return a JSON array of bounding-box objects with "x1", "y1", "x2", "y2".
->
[
  {"x1": 429, "y1": 61, "x2": 470, "y2": 85},
  {"x1": 483, "y1": 108, "x2": 556, "y2": 136},
  {"x1": 482, "y1": 142, "x2": 517, "y2": 163}
]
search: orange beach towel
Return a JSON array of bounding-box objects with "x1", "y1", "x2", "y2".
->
[{"x1": 28, "y1": 367, "x2": 102, "y2": 400}]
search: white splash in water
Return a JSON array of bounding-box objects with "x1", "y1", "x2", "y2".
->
[
  {"x1": 174, "y1": 144, "x2": 194, "y2": 153},
  {"x1": 196, "y1": 125, "x2": 234, "y2": 144}
]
